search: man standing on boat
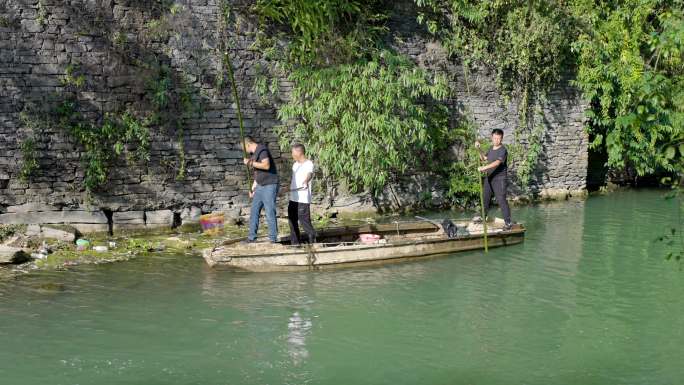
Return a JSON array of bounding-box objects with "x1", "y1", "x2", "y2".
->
[
  {"x1": 287, "y1": 143, "x2": 316, "y2": 246},
  {"x1": 242, "y1": 136, "x2": 279, "y2": 243},
  {"x1": 475, "y1": 128, "x2": 513, "y2": 230}
]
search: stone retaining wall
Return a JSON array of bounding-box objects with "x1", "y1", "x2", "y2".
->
[{"x1": 0, "y1": 0, "x2": 588, "y2": 232}]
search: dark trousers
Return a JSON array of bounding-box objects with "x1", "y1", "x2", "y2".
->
[
  {"x1": 288, "y1": 200, "x2": 316, "y2": 245},
  {"x1": 483, "y1": 174, "x2": 512, "y2": 225}
]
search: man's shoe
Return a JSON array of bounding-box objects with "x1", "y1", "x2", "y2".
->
[
  {"x1": 240, "y1": 239, "x2": 255, "y2": 245},
  {"x1": 502, "y1": 223, "x2": 513, "y2": 231}
]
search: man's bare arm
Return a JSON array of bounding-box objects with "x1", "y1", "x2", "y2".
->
[{"x1": 478, "y1": 159, "x2": 502, "y2": 172}]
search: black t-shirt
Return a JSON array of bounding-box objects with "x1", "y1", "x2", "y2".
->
[
  {"x1": 486, "y1": 145, "x2": 508, "y2": 178},
  {"x1": 251, "y1": 144, "x2": 278, "y2": 186}
]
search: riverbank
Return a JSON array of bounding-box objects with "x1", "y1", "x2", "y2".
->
[
  {"x1": 0, "y1": 215, "x2": 341, "y2": 276},
  {"x1": 0, "y1": 186, "x2": 628, "y2": 276},
  {"x1": 0, "y1": 226, "x2": 235, "y2": 277}
]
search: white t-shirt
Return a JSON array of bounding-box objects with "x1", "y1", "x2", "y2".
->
[{"x1": 290, "y1": 160, "x2": 314, "y2": 203}]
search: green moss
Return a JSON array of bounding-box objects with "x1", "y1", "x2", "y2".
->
[
  {"x1": 36, "y1": 249, "x2": 126, "y2": 269},
  {"x1": 113, "y1": 226, "x2": 173, "y2": 238},
  {"x1": 176, "y1": 223, "x2": 202, "y2": 233},
  {"x1": 32, "y1": 223, "x2": 246, "y2": 269},
  {"x1": 0, "y1": 16, "x2": 12, "y2": 28}
]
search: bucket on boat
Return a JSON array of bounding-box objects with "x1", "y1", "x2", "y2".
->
[
  {"x1": 359, "y1": 233, "x2": 381, "y2": 244},
  {"x1": 199, "y1": 213, "x2": 225, "y2": 235}
]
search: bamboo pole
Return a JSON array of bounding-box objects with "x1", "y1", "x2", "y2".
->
[
  {"x1": 465, "y1": 65, "x2": 487, "y2": 252},
  {"x1": 478, "y1": 167, "x2": 489, "y2": 253},
  {"x1": 224, "y1": 52, "x2": 252, "y2": 187}
]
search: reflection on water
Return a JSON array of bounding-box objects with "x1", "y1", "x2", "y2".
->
[
  {"x1": 287, "y1": 310, "x2": 312, "y2": 365},
  {"x1": 1, "y1": 190, "x2": 683, "y2": 385}
]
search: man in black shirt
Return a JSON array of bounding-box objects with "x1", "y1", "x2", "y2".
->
[
  {"x1": 476, "y1": 128, "x2": 512, "y2": 229},
  {"x1": 242, "y1": 136, "x2": 279, "y2": 243}
]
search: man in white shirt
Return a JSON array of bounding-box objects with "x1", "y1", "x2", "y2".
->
[{"x1": 287, "y1": 143, "x2": 316, "y2": 246}]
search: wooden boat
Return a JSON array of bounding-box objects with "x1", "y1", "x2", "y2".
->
[{"x1": 202, "y1": 220, "x2": 525, "y2": 272}]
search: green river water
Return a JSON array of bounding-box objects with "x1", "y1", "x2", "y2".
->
[{"x1": 1, "y1": 189, "x2": 682, "y2": 385}]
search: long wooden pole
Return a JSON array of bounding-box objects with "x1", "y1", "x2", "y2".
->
[
  {"x1": 464, "y1": 65, "x2": 487, "y2": 252},
  {"x1": 224, "y1": 52, "x2": 252, "y2": 187},
  {"x1": 479, "y1": 172, "x2": 489, "y2": 252}
]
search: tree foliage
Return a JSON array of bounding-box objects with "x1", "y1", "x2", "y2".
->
[
  {"x1": 277, "y1": 50, "x2": 450, "y2": 194},
  {"x1": 253, "y1": 1, "x2": 470, "y2": 198},
  {"x1": 254, "y1": 0, "x2": 683, "y2": 204},
  {"x1": 253, "y1": 0, "x2": 387, "y2": 67},
  {"x1": 414, "y1": 0, "x2": 577, "y2": 190},
  {"x1": 416, "y1": 0, "x2": 574, "y2": 98},
  {"x1": 572, "y1": 0, "x2": 684, "y2": 176},
  {"x1": 416, "y1": 0, "x2": 683, "y2": 183}
]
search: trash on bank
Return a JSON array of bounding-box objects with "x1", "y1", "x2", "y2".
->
[{"x1": 76, "y1": 239, "x2": 90, "y2": 251}]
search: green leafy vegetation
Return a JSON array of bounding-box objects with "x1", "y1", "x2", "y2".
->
[
  {"x1": 253, "y1": 0, "x2": 387, "y2": 67},
  {"x1": 36, "y1": 0, "x2": 47, "y2": 26},
  {"x1": 61, "y1": 64, "x2": 86, "y2": 88},
  {"x1": 414, "y1": 0, "x2": 683, "y2": 190},
  {"x1": 415, "y1": 0, "x2": 573, "y2": 98},
  {"x1": 142, "y1": 61, "x2": 198, "y2": 181},
  {"x1": 13, "y1": 0, "x2": 683, "y2": 216},
  {"x1": 0, "y1": 224, "x2": 26, "y2": 243},
  {"x1": 440, "y1": 118, "x2": 482, "y2": 208},
  {"x1": 19, "y1": 137, "x2": 39, "y2": 182},
  {"x1": 277, "y1": 50, "x2": 450, "y2": 195},
  {"x1": 0, "y1": 16, "x2": 13, "y2": 28},
  {"x1": 251, "y1": 0, "x2": 478, "y2": 202},
  {"x1": 569, "y1": 1, "x2": 683, "y2": 263},
  {"x1": 112, "y1": 30, "x2": 128, "y2": 50},
  {"x1": 572, "y1": 1, "x2": 683, "y2": 177},
  {"x1": 9, "y1": 3, "x2": 205, "y2": 196},
  {"x1": 415, "y1": 0, "x2": 576, "y2": 189},
  {"x1": 658, "y1": 182, "x2": 684, "y2": 264},
  {"x1": 54, "y1": 100, "x2": 151, "y2": 191}
]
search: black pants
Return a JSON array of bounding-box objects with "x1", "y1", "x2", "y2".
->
[
  {"x1": 288, "y1": 200, "x2": 316, "y2": 245},
  {"x1": 483, "y1": 174, "x2": 512, "y2": 225}
]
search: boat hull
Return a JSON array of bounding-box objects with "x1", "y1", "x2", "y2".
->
[{"x1": 203, "y1": 227, "x2": 525, "y2": 272}]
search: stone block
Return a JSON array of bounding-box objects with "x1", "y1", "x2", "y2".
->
[
  {"x1": 40, "y1": 225, "x2": 77, "y2": 242},
  {"x1": 26, "y1": 224, "x2": 42, "y2": 236},
  {"x1": 180, "y1": 206, "x2": 202, "y2": 223},
  {"x1": 70, "y1": 223, "x2": 109, "y2": 234},
  {"x1": 222, "y1": 208, "x2": 242, "y2": 225},
  {"x1": 538, "y1": 188, "x2": 570, "y2": 201},
  {"x1": 0, "y1": 210, "x2": 108, "y2": 225},
  {"x1": 145, "y1": 209, "x2": 174, "y2": 227},
  {"x1": 113, "y1": 222, "x2": 147, "y2": 232},
  {"x1": 113, "y1": 211, "x2": 145, "y2": 223},
  {"x1": 6, "y1": 203, "x2": 61, "y2": 213},
  {"x1": 112, "y1": 211, "x2": 146, "y2": 232}
]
